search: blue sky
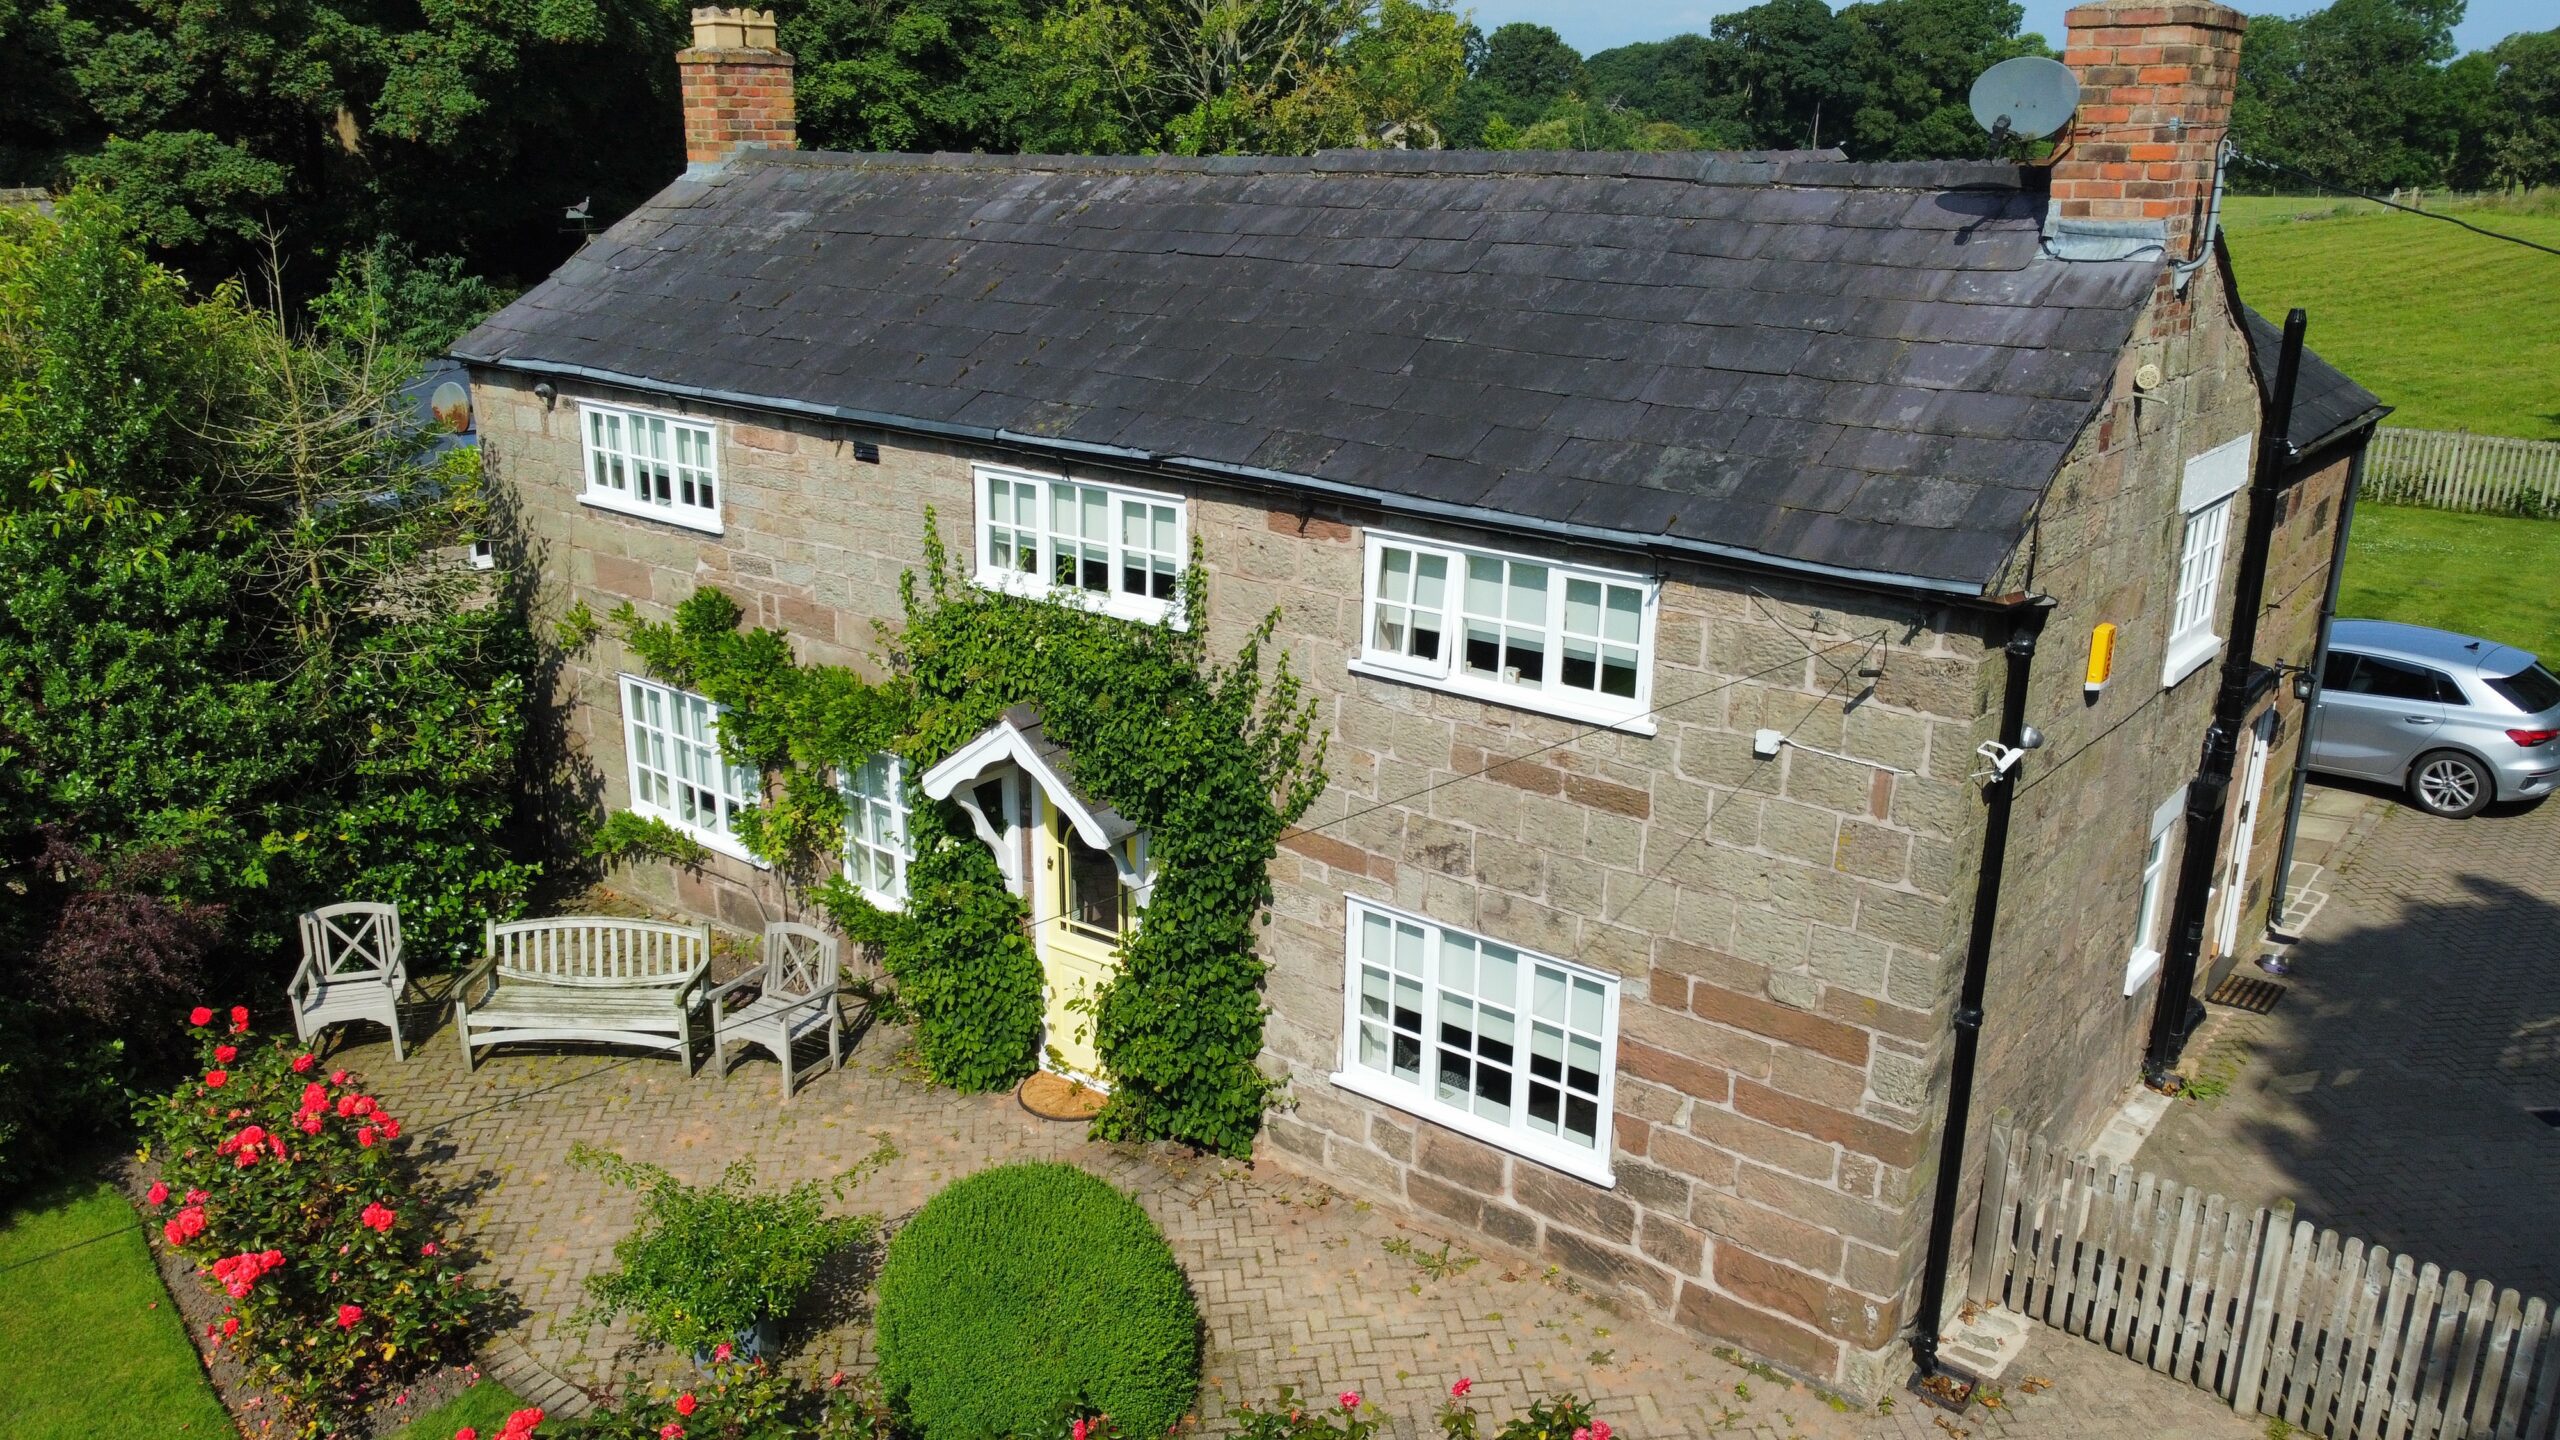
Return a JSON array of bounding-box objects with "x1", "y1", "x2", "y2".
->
[{"x1": 1466, "y1": 0, "x2": 2545, "y2": 58}]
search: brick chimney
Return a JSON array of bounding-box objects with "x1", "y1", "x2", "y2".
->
[
  {"x1": 678, "y1": 7, "x2": 794, "y2": 176},
  {"x1": 2052, "y1": 0, "x2": 2246, "y2": 263}
]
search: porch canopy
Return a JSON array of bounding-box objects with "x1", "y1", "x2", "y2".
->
[{"x1": 918, "y1": 704, "x2": 1151, "y2": 902}]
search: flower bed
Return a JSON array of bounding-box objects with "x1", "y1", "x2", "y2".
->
[{"x1": 141, "y1": 1004, "x2": 482, "y2": 1434}]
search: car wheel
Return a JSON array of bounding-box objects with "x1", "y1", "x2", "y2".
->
[{"x1": 2407, "y1": 749, "x2": 2492, "y2": 818}]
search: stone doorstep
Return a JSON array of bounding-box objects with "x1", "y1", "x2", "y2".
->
[
  {"x1": 2087, "y1": 1087, "x2": 2174, "y2": 1168},
  {"x1": 1933, "y1": 1300, "x2": 2034, "y2": 1383}
]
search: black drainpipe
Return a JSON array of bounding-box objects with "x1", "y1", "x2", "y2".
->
[
  {"x1": 2266, "y1": 439, "x2": 2369, "y2": 920},
  {"x1": 2143, "y1": 308, "x2": 2307, "y2": 1079},
  {"x1": 1910, "y1": 598, "x2": 2049, "y2": 1380}
]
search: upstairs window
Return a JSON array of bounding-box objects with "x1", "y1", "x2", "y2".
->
[
  {"x1": 975, "y1": 466, "x2": 1185, "y2": 624},
  {"x1": 841, "y1": 754, "x2": 911, "y2": 908},
  {"x1": 1334, "y1": 899, "x2": 1619, "y2": 1185},
  {"x1": 621, "y1": 675, "x2": 758, "y2": 859},
  {"x1": 580, "y1": 403, "x2": 722, "y2": 534},
  {"x1": 1354, "y1": 531, "x2": 1656, "y2": 732},
  {"x1": 2163, "y1": 435, "x2": 2251, "y2": 687}
]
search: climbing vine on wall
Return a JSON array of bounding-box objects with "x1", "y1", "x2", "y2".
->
[{"x1": 610, "y1": 513, "x2": 1327, "y2": 1153}]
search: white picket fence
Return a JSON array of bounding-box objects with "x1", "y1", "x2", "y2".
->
[
  {"x1": 1967, "y1": 1128, "x2": 2559, "y2": 1439},
  {"x1": 2366, "y1": 428, "x2": 2560, "y2": 516}
]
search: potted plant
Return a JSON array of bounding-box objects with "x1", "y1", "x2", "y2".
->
[{"x1": 570, "y1": 1144, "x2": 876, "y2": 1363}]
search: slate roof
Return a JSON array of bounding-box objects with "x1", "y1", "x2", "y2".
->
[
  {"x1": 2240, "y1": 306, "x2": 2388, "y2": 459},
  {"x1": 455, "y1": 148, "x2": 2171, "y2": 593}
]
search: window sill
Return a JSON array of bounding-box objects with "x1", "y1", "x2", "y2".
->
[
  {"x1": 972, "y1": 568, "x2": 1179, "y2": 628},
  {"x1": 1345, "y1": 656, "x2": 1658, "y2": 737},
  {"x1": 2161, "y1": 631, "x2": 2222, "y2": 689},
  {"x1": 629, "y1": 807, "x2": 768, "y2": 869},
  {"x1": 1330, "y1": 1067, "x2": 1617, "y2": 1188},
  {"x1": 581, "y1": 489, "x2": 725, "y2": 536},
  {"x1": 2123, "y1": 947, "x2": 2164, "y2": 997}
]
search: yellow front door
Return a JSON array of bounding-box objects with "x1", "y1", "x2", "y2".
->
[{"x1": 1034, "y1": 797, "x2": 1129, "y2": 1084}]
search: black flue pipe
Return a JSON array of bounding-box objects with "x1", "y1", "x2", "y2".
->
[{"x1": 2143, "y1": 307, "x2": 2307, "y2": 1077}]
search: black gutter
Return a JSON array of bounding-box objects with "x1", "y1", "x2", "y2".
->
[
  {"x1": 1910, "y1": 598, "x2": 2050, "y2": 1380},
  {"x1": 457, "y1": 354, "x2": 2013, "y2": 607},
  {"x1": 2142, "y1": 308, "x2": 2307, "y2": 1078},
  {"x1": 2266, "y1": 437, "x2": 2372, "y2": 922}
]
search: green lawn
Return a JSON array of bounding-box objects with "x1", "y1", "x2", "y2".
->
[
  {"x1": 2221, "y1": 193, "x2": 2560, "y2": 441},
  {"x1": 390, "y1": 1380, "x2": 558, "y2": 1439},
  {"x1": 2339, "y1": 504, "x2": 2560, "y2": 664},
  {"x1": 0, "y1": 1176, "x2": 233, "y2": 1440}
]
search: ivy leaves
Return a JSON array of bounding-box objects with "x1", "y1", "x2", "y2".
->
[{"x1": 613, "y1": 512, "x2": 1327, "y2": 1151}]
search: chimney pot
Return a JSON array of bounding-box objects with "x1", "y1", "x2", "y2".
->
[{"x1": 678, "y1": 6, "x2": 794, "y2": 175}]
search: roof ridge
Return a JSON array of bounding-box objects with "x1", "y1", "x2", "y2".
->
[{"x1": 734, "y1": 147, "x2": 2031, "y2": 193}]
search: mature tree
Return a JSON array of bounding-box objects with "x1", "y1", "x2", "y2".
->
[
  {"x1": 0, "y1": 192, "x2": 539, "y2": 1181},
  {"x1": 1841, "y1": 0, "x2": 2050, "y2": 159},
  {"x1": 998, "y1": 0, "x2": 1467, "y2": 154},
  {"x1": 20, "y1": 0, "x2": 687, "y2": 290},
  {"x1": 1583, "y1": 34, "x2": 1753, "y2": 146},
  {"x1": 1443, "y1": 22, "x2": 1585, "y2": 146},
  {"x1": 2230, "y1": 0, "x2": 2469, "y2": 191},
  {"x1": 2469, "y1": 28, "x2": 2560, "y2": 189},
  {"x1": 777, "y1": 0, "x2": 1043, "y2": 151}
]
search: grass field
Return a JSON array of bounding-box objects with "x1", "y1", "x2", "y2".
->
[
  {"x1": 0, "y1": 1175, "x2": 231, "y2": 1439},
  {"x1": 2220, "y1": 193, "x2": 2560, "y2": 441},
  {"x1": 2340, "y1": 504, "x2": 2560, "y2": 663},
  {"x1": 390, "y1": 1380, "x2": 560, "y2": 1439}
]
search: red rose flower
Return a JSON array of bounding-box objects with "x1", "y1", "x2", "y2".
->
[
  {"x1": 660, "y1": 1425, "x2": 684, "y2": 1440},
  {"x1": 189, "y1": 1006, "x2": 214, "y2": 1027},
  {"x1": 336, "y1": 1304, "x2": 363, "y2": 1328},
  {"x1": 360, "y1": 1202, "x2": 397, "y2": 1233},
  {"x1": 146, "y1": 1181, "x2": 170, "y2": 1207},
  {"x1": 291, "y1": 1053, "x2": 316, "y2": 1073},
  {"x1": 214, "y1": 1044, "x2": 237, "y2": 1064},
  {"x1": 675, "y1": 1394, "x2": 697, "y2": 1416},
  {"x1": 204, "y1": 1070, "x2": 228, "y2": 1089},
  {"x1": 357, "y1": 1126, "x2": 378, "y2": 1148},
  {"x1": 229, "y1": 1005, "x2": 250, "y2": 1032},
  {"x1": 331, "y1": 1069, "x2": 350, "y2": 1085}
]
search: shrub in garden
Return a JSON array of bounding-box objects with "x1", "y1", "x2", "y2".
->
[
  {"x1": 141, "y1": 1005, "x2": 480, "y2": 1433},
  {"x1": 1230, "y1": 1382, "x2": 1604, "y2": 1440},
  {"x1": 571, "y1": 1143, "x2": 881, "y2": 1357},
  {"x1": 579, "y1": 1355, "x2": 892, "y2": 1440},
  {"x1": 874, "y1": 1163, "x2": 1199, "y2": 1440}
]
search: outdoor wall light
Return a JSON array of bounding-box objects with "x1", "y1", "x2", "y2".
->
[
  {"x1": 1752, "y1": 728, "x2": 1916, "y2": 776},
  {"x1": 2085, "y1": 622, "x2": 2117, "y2": 700},
  {"x1": 534, "y1": 381, "x2": 557, "y2": 409}
]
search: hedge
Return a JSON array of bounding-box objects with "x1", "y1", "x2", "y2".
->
[{"x1": 874, "y1": 1163, "x2": 1200, "y2": 1439}]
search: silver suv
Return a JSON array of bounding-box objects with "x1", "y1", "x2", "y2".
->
[{"x1": 2309, "y1": 620, "x2": 2560, "y2": 818}]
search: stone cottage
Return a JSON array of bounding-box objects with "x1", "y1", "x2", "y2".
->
[{"x1": 453, "y1": 0, "x2": 2383, "y2": 1396}]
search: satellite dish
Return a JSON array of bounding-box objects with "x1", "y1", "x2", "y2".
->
[
  {"x1": 429, "y1": 380, "x2": 472, "y2": 434},
  {"x1": 1969, "y1": 55, "x2": 2081, "y2": 144}
]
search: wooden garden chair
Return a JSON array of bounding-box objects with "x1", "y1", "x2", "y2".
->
[
  {"x1": 709, "y1": 922, "x2": 843, "y2": 1099},
  {"x1": 289, "y1": 901, "x2": 411, "y2": 1061}
]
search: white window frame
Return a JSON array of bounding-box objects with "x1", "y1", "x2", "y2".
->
[
  {"x1": 1348, "y1": 529, "x2": 1660, "y2": 735},
  {"x1": 971, "y1": 463, "x2": 1186, "y2": 626},
  {"x1": 2124, "y1": 788, "x2": 2185, "y2": 995},
  {"x1": 2162, "y1": 435, "x2": 2252, "y2": 687},
  {"x1": 1332, "y1": 898, "x2": 1620, "y2": 1186},
  {"x1": 619, "y1": 674, "x2": 762, "y2": 864},
  {"x1": 579, "y1": 401, "x2": 724, "y2": 535},
  {"x1": 840, "y1": 753, "x2": 912, "y2": 909}
]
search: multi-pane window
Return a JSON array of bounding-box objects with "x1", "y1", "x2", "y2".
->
[
  {"x1": 1338, "y1": 900, "x2": 1617, "y2": 1180},
  {"x1": 841, "y1": 754, "x2": 910, "y2": 907},
  {"x1": 1357, "y1": 532, "x2": 1656, "y2": 729},
  {"x1": 622, "y1": 676, "x2": 758, "y2": 853},
  {"x1": 581, "y1": 403, "x2": 721, "y2": 533},
  {"x1": 2164, "y1": 436, "x2": 2251, "y2": 686},
  {"x1": 2124, "y1": 789, "x2": 2182, "y2": 994},
  {"x1": 974, "y1": 466, "x2": 1186, "y2": 622}
]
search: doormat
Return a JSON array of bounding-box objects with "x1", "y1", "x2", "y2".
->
[
  {"x1": 2207, "y1": 975, "x2": 2286, "y2": 1014},
  {"x1": 1019, "y1": 1072, "x2": 1107, "y2": 1121}
]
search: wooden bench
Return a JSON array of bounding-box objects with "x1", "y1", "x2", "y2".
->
[{"x1": 454, "y1": 916, "x2": 712, "y2": 1071}]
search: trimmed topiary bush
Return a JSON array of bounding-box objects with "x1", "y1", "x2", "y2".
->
[{"x1": 875, "y1": 1162, "x2": 1200, "y2": 1439}]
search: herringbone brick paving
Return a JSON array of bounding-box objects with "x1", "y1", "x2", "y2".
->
[
  {"x1": 2141, "y1": 782, "x2": 2560, "y2": 1303},
  {"x1": 350, "y1": 1015, "x2": 2259, "y2": 1440}
]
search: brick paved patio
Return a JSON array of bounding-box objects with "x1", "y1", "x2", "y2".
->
[
  {"x1": 2140, "y1": 780, "x2": 2560, "y2": 1304},
  {"x1": 347, "y1": 1011, "x2": 2261, "y2": 1440}
]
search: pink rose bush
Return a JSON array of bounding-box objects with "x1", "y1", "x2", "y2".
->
[
  {"x1": 143, "y1": 1004, "x2": 481, "y2": 1434},
  {"x1": 578, "y1": 1354, "x2": 895, "y2": 1440}
]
